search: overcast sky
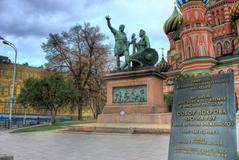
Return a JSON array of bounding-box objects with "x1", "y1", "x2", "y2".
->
[{"x1": 0, "y1": 0, "x2": 174, "y2": 67}]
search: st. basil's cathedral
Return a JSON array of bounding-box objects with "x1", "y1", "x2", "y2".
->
[{"x1": 157, "y1": 0, "x2": 239, "y2": 105}]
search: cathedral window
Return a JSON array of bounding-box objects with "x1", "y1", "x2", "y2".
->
[
  {"x1": 196, "y1": 23, "x2": 201, "y2": 27},
  {"x1": 227, "y1": 68, "x2": 234, "y2": 73},
  {"x1": 216, "y1": 16, "x2": 221, "y2": 25},
  {"x1": 218, "y1": 70, "x2": 225, "y2": 75},
  {"x1": 187, "y1": 46, "x2": 192, "y2": 58},
  {"x1": 216, "y1": 43, "x2": 223, "y2": 56},
  {"x1": 185, "y1": 25, "x2": 190, "y2": 30},
  {"x1": 224, "y1": 41, "x2": 232, "y2": 54},
  {"x1": 176, "y1": 60, "x2": 179, "y2": 69}
]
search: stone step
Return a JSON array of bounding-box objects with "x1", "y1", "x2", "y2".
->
[
  {"x1": 97, "y1": 113, "x2": 172, "y2": 124},
  {"x1": 66, "y1": 123, "x2": 171, "y2": 134}
]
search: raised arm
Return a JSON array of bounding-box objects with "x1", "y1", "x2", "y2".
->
[{"x1": 105, "y1": 15, "x2": 116, "y2": 35}]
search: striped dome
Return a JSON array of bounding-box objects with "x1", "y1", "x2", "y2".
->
[
  {"x1": 231, "y1": 1, "x2": 239, "y2": 21},
  {"x1": 176, "y1": 0, "x2": 209, "y2": 8},
  {"x1": 156, "y1": 55, "x2": 171, "y2": 72},
  {"x1": 164, "y1": 7, "x2": 183, "y2": 35}
]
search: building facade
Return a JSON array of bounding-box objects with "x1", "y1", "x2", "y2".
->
[
  {"x1": 159, "y1": 0, "x2": 239, "y2": 104},
  {"x1": 0, "y1": 56, "x2": 83, "y2": 117},
  {"x1": 0, "y1": 56, "x2": 44, "y2": 114}
]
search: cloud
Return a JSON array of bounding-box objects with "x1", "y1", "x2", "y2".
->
[
  {"x1": 0, "y1": 0, "x2": 174, "y2": 66},
  {"x1": 0, "y1": 0, "x2": 73, "y2": 37}
]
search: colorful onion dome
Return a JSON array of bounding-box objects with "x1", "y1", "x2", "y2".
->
[
  {"x1": 231, "y1": 1, "x2": 239, "y2": 21},
  {"x1": 176, "y1": 0, "x2": 209, "y2": 8},
  {"x1": 164, "y1": 6, "x2": 183, "y2": 35},
  {"x1": 156, "y1": 49, "x2": 171, "y2": 72}
]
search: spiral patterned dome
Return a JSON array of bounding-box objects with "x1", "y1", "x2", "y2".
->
[
  {"x1": 231, "y1": 1, "x2": 239, "y2": 21},
  {"x1": 156, "y1": 56, "x2": 171, "y2": 72},
  {"x1": 176, "y1": 0, "x2": 209, "y2": 8},
  {"x1": 164, "y1": 6, "x2": 183, "y2": 35},
  {"x1": 156, "y1": 50, "x2": 171, "y2": 72}
]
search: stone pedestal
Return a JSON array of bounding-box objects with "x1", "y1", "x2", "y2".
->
[
  {"x1": 98, "y1": 68, "x2": 170, "y2": 124},
  {"x1": 67, "y1": 69, "x2": 172, "y2": 134}
]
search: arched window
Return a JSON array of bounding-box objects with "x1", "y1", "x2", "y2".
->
[
  {"x1": 218, "y1": 70, "x2": 225, "y2": 75},
  {"x1": 184, "y1": 37, "x2": 191, "y2": 59},
  {"x1": 216, "y1": 16, "x2": 221, "y2": 25},
  {"x1": 176, "y1": 60, "x2": 180, "y2": 69},
  {"x1": 224, "y1": 41, "x2": 232, "y2": 54},
  {"x1": 187, "y1": 46, "x2": 192, "y2": 58},
  {"x1": 224, "y1": 41, "x2": 230, "y2": 47},
  {"x1": 227, "y1": 68, "x2": 234, "y2": 73},
  {"x1": 216, "y1": 43, "x2": 223, "y2": 56}
]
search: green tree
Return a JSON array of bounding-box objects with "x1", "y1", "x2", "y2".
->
[
  {"x1": 17, "y1": 72, "x2": 79, "y2": 123},
  {"x1": 164, "y1": 93, "x2": 173, "y2": 112},
  {"x1": 42, "y1": 23, "x2": 110, "y2": 120}
]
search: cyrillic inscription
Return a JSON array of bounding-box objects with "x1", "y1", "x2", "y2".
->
[{"x1": 168, "y1": 73, "x2": 237, "y2": 160}]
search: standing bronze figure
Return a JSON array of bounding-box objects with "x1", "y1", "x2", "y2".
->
[{"x1": 105, "y1": 15, "x2": 130, "y2": 70}]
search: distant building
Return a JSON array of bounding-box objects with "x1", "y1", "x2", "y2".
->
[
  {"x1": 159, "y1": 0, "x2": 239, "y2": 104},
  {"x1": 0, "y1": 59, "x2": 44, "y2": 115},
  {"x1": 0, "y1": 56, "x2": 83, "y2": 118}
]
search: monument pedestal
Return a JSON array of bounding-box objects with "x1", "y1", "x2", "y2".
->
[
  {"x1": 98, "y1": 68, "x2": 171, "y2": 124},
  {"x1": 97, "y1": 113, "x2": 171, "y2": 124},
  {"x1": 67, "y1": 69, "x2": 172, "y2": 134}
]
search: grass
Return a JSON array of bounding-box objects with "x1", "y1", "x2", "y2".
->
[{"x1": 11, "y1": 120, "x2": 96, "y2": 133}]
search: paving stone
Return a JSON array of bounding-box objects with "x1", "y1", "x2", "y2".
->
[
  {"x1": 0, "y1": 119, "x2": 238, "y2": 160},
  {"x1": 0, "y1": 132, "x2": 169, "y2": 160}
]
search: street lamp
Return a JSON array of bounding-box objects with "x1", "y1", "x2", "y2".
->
[{"x1": 0, "y1": 36, "x2": 17, "y2": 129}]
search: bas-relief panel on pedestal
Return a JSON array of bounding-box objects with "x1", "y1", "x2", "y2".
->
[{"x1": 113, "y1": 85, "x2": 147, "y2": 104}]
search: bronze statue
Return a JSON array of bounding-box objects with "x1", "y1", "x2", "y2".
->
[
  {"x1": 131, "y1": 33, "x2": 137, "y2": 54},
  {"x1": 129, "y1": 29, "x2": 158, "y2": 68},
  {"x1": 105, "y1": 15, "x2": 130, "y2": 70},
  {"x1": 136, "y1": 29, "x2": 150, "y2": 53},
  {"x1": 105, "y1": 16, "x2": 158, "y2": 70}
]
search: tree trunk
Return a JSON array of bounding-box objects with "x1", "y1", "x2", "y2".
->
[
  {"x1": 23, "y1": 107, "x2": 27, "y2": 126},
  {"x1": 95, "y1": 104, "x2": 102, "y2": 119},
  {"x1": 95, "y1": 113, "x2": 98, "y2": 119},
  {"x1": 50, "y1": 110, "x2": 57, "y2": 124},
  {"x1": 78, "y1": 105, "x2": 83, "y2": 120},
  {"x1": 91, "y1": 98, "x2": 97, "y2": 119}
]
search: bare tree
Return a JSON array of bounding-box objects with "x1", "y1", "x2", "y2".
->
[
  {"x1": 88, "y1": 53, "x2": 106, "y2": 119},
  {"x1": 42, "y1": 23, "x2": 110, "y2": 120}
]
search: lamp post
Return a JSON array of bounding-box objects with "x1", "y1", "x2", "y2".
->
[{"x1": 0, "y1": 36, "x2": 17, "y2": 129}]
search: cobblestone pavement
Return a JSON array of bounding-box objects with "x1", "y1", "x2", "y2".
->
[
  {"x1": 0, "y1": 132, "x2": 169, "y2": 160},
  {"x1": 0, "y1": 118, "x2": 239, "y2": 160}
]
